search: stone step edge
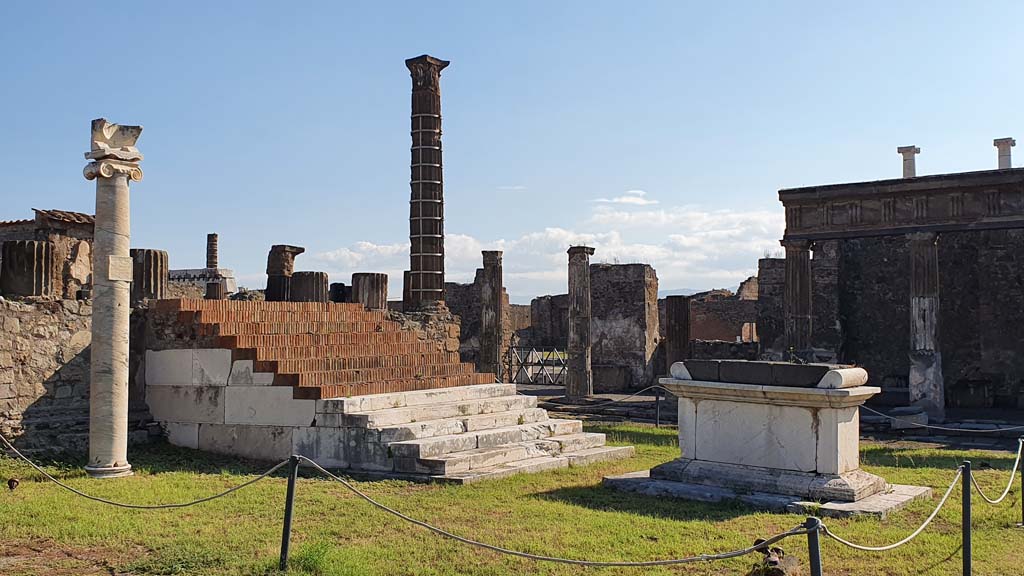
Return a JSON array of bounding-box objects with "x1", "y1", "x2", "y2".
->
[
  {"x1": 316, "y1": 383, "x2": 516, "y2": 413},
  {"x1": 372, "y1": 408, "x2": 551, "y2": 442},
  {"x1": 294, "y1": 375, "x2": 497, "y2": 400},
  {"x1": 346, "y1": 393, "x2": 534, "y2": 418},
  {"x1": 388, "y1": 420, "x2": 584, "y2": 459}
]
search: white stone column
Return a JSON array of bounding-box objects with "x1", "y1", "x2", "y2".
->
[
  {"x1": 994, "y1": 138, "x2": 1015, "y2": 169},
  {"x1": 83, "y1": 118, "x2": 143, "y2": 479},
  {"x1": 897, "y1": 145, "x2": 920, "y2": 178},
  {"x1": 908, "y1": 231, "x2": 944, "y2": 421}
]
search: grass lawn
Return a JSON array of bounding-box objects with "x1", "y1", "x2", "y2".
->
[{"x1": 1, "y1": 424, "x2": 1022, "y2": 575}]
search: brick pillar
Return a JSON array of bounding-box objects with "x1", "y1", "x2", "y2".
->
[
  {"x1": 0, "y1": 240, "x2": 54, "y2": 297},
  {"x1": 206, "y1": 233, "x2": 218, "y2": 268},
  {"x1": 664, "y1": 295, "x2": 691, "y2": 368},
  {"x1": 783, "y1": 239, "x2": 812, "y2": 352},
  {"x1": 83, "y1": 118, "x2": 143, "y2": 479},
  {"x1": 566, "y1": 246, "x2": 595, "y2": 399},
  {"x1": 291, "y1": 271, "x2": 329, "y2": 302},
  {"x1": 479, "y1": 251, "x2": 505, "y2": 378},
  {"x1": 406, "y1": 55, "x2": 449, "y2": 310},
  {"x1": 352, "y1": 273, "x2": 388, "y2": 310},
  {"x1": 265, "y1": 245, "x2": 304, "y2": 302},
  {"x1": 129, "y1": 248, "x2": 167, "y2": 304},
  {"x1": 908, "y1": 232, "x2": 945, "y2": 420}
]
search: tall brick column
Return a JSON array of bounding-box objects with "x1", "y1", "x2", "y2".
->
[
  {"x1": 83, "y1": 118, "x2": 143, "y2": 479},
  {"x1": 664, "y1": 295, "x2": 691, "y2": 368},
  {"x1": 566, "y1": 246, "x2": 595, "y2": 399},
  {"x1": 265, "y1": 245, "x2": 304, "y2": 302},
  {"x1": 206, "y1": 233, "x2": 219, "y2": 268},
  {"x1": 406, "y1": 55, "x2": 449, "y2": 310},
  {"x1": 782, "y1": 239, "x2": 812, "y2": 353},
  {"x1": 0, "y1": 240, "x2": 54, "y2": 298},
  {"x1": 130, "y1": 248, "x2": 167, "y2": 304},
  {"x1": 479, "y1": 251, "x2": 505, "y2": 378},
  {"x1": 352, "y1": 273, "x2": 388, "y2": 310},
  {"x1": 908, "y1": 232, "x2": 945, "y2": 420}
]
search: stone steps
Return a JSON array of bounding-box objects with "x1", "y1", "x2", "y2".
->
[
  {"x1": 222, "y1": 330, "x2": 425, "y2": 349},
  {"x1": 253, "y1": 341, "x2": 441, "y2": 361},
  {"x1": 290, "y1": 362, "x2": 479, "y2": 387},
  {"x1": 294, "y1": 373, "x2": 498, "y2": 400},
  {"x1": 388, "y1": 419, "x2": 584, "y2": 459},
  {"x1": 266, "y1": 352, "x2": 462, "y2": 373},
  {"x1": 372, "y1": 407, "x2": 550, "y2": 443},
  {"x1": 396, "y1": 433, "x2": 608, "y2": 476},
  {"x1": 203, "y1": 320, "x2": 403, "y2": 336},
  {"x1": 437, "y1": 446, "x2": 637, "y2": 484},
  {"x1": 318, "y1": 383, "x2": 518, "y2": 413},
  {"x1": 336, "y1": 394, "x2": 539, "y2": 428}
]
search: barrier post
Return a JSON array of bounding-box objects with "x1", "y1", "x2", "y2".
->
[
  {"x1": 1019, "y1": 438, "x2": 1024, "y2": 529},
  {"x1": 279, "y1": 455, "x2": 300, "y2": 571},
  {"x1": 655, "y1": 388, "x2": 661, "y2": 428},
  {"x1": 962, "y1": 460, "x2": 972, "y2": 576},
  {"x1": 804, "y1": 517, "x2": 823, "y2": 576}
]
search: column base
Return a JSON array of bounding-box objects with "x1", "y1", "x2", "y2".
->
[{"x1": 85, "y1": 463, "x2": 134, "y2": 479}]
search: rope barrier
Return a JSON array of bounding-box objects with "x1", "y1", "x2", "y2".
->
[
  {"x1": 0, "y1": 432, "x2": 288, "y2": 509},
  {"x1": 822, "y1": 466, "x2": 963, "y2": 552},
  {"x1": 860, "y1": 405, "x2": 1024, "y2": 434},
  {"x1": 296, "y1": 456, "x2": 810, "y2": 567},
  {"x1": 970, "y1": 438, "x2": 1023, "y2": 505}
]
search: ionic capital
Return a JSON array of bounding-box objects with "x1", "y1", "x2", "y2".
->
[{"x1": 83, "y1": 160, "x2": 143, "y2": 182}]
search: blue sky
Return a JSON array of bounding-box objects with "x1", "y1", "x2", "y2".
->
[{"x1": 2, "y1": 1, "x2": 1021, "y2": 302}]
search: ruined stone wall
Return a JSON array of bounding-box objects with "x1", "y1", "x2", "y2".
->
[
  {"x1": 690, "y1": 340, "x2": 760, "y2": 360},
  {"x1": 0, "y1": 224, "x2": 92, "y2": 299},
  {"x1": 590, "y1": 263, "x2": 659, "y2": 392},
  {"x1": 529, "y1": 294, "x2": 569, "y2": 348},
  {"x1": 658, "y1": 284, "x2": 758, "y2": 343},
  {"x1": 756, "y1": 258, "x2": 786, "y2": 353}
]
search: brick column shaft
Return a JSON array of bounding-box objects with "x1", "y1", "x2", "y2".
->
[
  {"x1": 566, "y1": 246, "x2": 595, "y2": 398},
  {"x1": 664, "y1": 295, "x2": 691, "y2": 368},
  {"x1": 479, "y1": 251, "x2": 505, "y2": 378},
  {"x1": 783, "y1": 239, "x2": 812, "y2": 352}
]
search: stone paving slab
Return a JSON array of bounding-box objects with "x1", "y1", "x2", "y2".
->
[{"x1": 603, "y1": 470, "x2": 933, "y2": 519}]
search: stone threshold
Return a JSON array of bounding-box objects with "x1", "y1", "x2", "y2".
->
[{"x1": 603, "y1": 470, "x2": 932, "y2": 519}]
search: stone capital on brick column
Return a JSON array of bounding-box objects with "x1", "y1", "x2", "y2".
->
[
  {"x1": 897, "y1": 145, "x2": 920, "y2": 178},
  {"x1": 406, "y1": 55, "x2": 450, "y2": 92}
]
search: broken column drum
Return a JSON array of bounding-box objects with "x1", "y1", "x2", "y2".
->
[
  {"x1": 352, "y1": 273, "x2": 388, "y2": 310},
  {"x1": 908, "y1": 231, "x2": 944, "y2": 420},
  {"x1": 130, "y1": 248, "x2": 168, "y2": 304},
  {"x1": 0, "y1": 240, "x2": 54, "y2": 298},
  {"x1": 566, "y1": 246, "x2": 595, "y2": 398},
  {"x1": 290, "y1": 271, "x2": 329, "y2": 302},
  {"x1": 406, "y1": 55, "x2": 449, "y2": 309},
  {"x1": 265, "y1": 245, "x2": 305, "y2": 302},
  {"x1": 329, "y1": 282, "x2": 351, "y2": 303},
  {"x1": 479, "y1": 251, "x2": 505, "y2": 378},
  {"x1": 83, "y1": 118, "x2": 144, "y2": 479}
]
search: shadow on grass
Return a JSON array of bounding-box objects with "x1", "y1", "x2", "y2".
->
[
  {"x1": 860, "y1": 445, "x2": 1018, "y2": 471},
  {"x1": 583, "y1": 424, "x2": 679, "y2": 447},
  {"x1": 532, "y1": 484, "x2": 751, "y2": 523}
]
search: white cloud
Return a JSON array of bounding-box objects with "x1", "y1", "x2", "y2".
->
[
  {"x1": 594, "y1": 189, "x2": 659, "y2": 206},
  {"x1": 308, "y1": 203, "x2": 785, "y2": 304}
]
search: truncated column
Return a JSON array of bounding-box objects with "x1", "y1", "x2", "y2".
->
[
  {"x1": 82, "y1": 118, "x2": 143, "y2": 479},
  {"x1": 0, "y1": 240, "x2": 54, "y2": 298},
  {"x1": 566, "y1": 246, "x2": 595, "y2": 399},
  {"x1": 130, "y1": 248, "x2": 167, "y2": 304},
  {"x1": 352, "y1": 273, "x2": 388, "y2": 310},
  {"x1": 479, "y1": 251, "x2": 505, "y2": 378},
  {"x1": 265, "y1": 245, "x2": 304, "y2": 302},
  {"x1": 291, "y1": 271, "x2": 329, "y2": 302},
  {"x1": 908, "y1": 232, "x2": 945, "y2": 420},
  {"x1": 406, "y1": 55, "x2": 449, "y2": 309}
]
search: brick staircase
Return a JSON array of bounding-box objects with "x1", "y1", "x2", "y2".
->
[{"x1": 145, "y1": 299, "x2": 634, "y2": 482}]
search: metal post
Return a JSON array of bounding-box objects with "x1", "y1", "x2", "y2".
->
[
  {"x1": 279, "y1": 455, "x2": 300, "y2": 571},
  {"x1": 804, "y1": 517, "x2": 823, "y2": 576},
  {"x1": 1018, "y1": 438, "x2": 1024, "y2": 529},
  {"x1": 962, "y1": 460, "x2": 972, "y2": 576},
  {"x1": 655, "y1": 388, "x2": 661, "y2": 428}
]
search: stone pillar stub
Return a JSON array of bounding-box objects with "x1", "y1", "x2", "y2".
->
[
  {"x1": 897, "y1": 145, "x2": 920, "y2": 178},
  {"x1": 130, "y1": 248, "x2": 167, "y2": 305},
  {"x1": 406, "y1": 55, "x2": 449, "y2": 310},
  {"x1": 204, "y1": 281, "x2": 226, "y2": 300},
  {"x1": 994, "y1": 137, "x2": 1015, "y2": 169},
  {"x1": 479, "y1": 251, "x2": 505, "y2": 379},
  {"x1": 566, "y1": 246, "x2": 595, "y2": 399},
  {"x1": 329, "y1": 282, "x2": 351, "y2": 303},
  {"x1": 352, "y1": 273, "x2": 389, "y2": 310},
  {"x1": 664, "y1": 295, "x2": 691, "y2": 368},
  {"x1": 265, "y1": 244, "x2": 305, "y2": 302},
  {"x1": 782, "y1": 239, "x2": 812, "y2": 353},
  {"x1": 908, "y1": 231, "x2": 944, "y2": 420},
  {"x1": 83, "y1": 118, "x2": 143, "y2": 479},
  {"x1": 291, "y1": 271, "x2": 329, "y2": 302},
  {"x1": 0, "y1": 240, "x2": 54, "y2": 298}
]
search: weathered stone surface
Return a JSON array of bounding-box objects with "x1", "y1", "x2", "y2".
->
[
  {"x1": 566, "y1": 246, "x2": 594, "y2": 398},
  {"x1": 146, "y1": 385, "x2": 225, "y2": 424},
  {"x1": 290, "y1": 271, "x2": 329, "y2": 302},
  {"x1": 198, "y1": 423, "x2": 292, "y2": 461},
  {"x1": 589, "y1": 263, "x2": 659, "y2": 392},
  {"x1": 224, "y1": 387, "x2": 316, "y2": 427},
  {"x1": 1, "y1": 240, "x2": 54, "y2": 297},
  {"x1": 130, "y1": 249, "x2": 168, "y2": 304},
  {"x1": 351, "y1": 273, "x2": 388, "y2": 310}
]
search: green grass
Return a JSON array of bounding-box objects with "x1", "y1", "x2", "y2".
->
[{"x1": 1, "y1": 425, "x2": 1022, "y2": 575}]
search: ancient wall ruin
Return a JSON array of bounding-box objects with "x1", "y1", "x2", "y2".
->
[{"x1": 589, "y1": 263, "x2": 659, "y2": 392}]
